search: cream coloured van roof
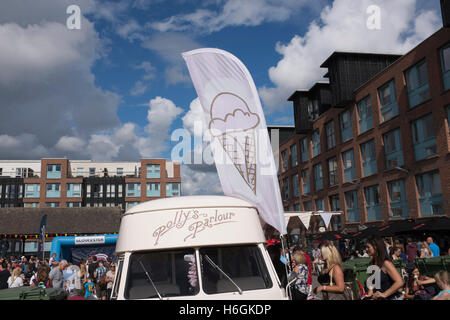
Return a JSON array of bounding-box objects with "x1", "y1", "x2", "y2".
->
[{"x1": 125, "y1": 195, "x2": 256, "y2": 215}]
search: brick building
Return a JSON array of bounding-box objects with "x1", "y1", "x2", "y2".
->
[
  {"x1": 278, "y1": 25, "x2": 450, "y2": 235},
  {"x1": 0, "y1": 158, "x2": 181, "y2": 211}
]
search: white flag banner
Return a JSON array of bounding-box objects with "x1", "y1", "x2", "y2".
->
[
  {"x1": 299, "y1": 213, "x2": 312, "y2": 230},
  {"x1": 319, "y1": 212, "x2": 334, "y2": 229},
  {"x1": 182, "y1": 48, "x2": 287, "y2": 235}
]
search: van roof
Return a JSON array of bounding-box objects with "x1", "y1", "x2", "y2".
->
[{"x1": 125, "y1": 195, "x2": 256, "y2": 215}]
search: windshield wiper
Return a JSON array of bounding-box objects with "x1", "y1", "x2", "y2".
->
[
  {"x1": 203, "y1": 254, "x2": 243, "y2": 295},
  {"x1": 138, "y1": 260, "x2": 163, "y2": 300}
]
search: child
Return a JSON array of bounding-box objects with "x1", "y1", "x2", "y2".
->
[
  {"x1": 433, "y1": 271, "x2": 450, "y2": 300},
  {"x1": 84, "y1": 277, "x2": 96, "y2": 299}
]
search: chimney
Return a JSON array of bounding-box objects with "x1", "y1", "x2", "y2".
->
[{"x1": 442, "y1": 0, "x2": 450, "y2": 28}]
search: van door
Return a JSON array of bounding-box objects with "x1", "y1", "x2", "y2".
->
[{"x1": 110, "y1": 255, "x2": 124, "y2": 300}]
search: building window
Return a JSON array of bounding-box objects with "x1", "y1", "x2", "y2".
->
[
  {"x1": 300, "y1": 138, "x2": 308, "y2": 162},
  {"x1": 312, "y1": 130, "x2": 321, "y2": 157},
  {"x1": 67, "y1": 202, "x2": 81, "y2": 208},
  {"x1": 281, "y1": 150, "x2": 289, "y2": 172},
  {"x1": 88, "y1": 184, "x2": 103, "y2": 198},
  {"x1": 126, "y1": 183, "x2": 141, "y2": 197},
  {"x1": 416, "y1": 171, "x2": 443, "y2": 216},
  {"x1": 387, "y1": 179, "x2": 409, "y2": 218},
  {"x1": 294, "y1": 204, "x2": 300, "y2": 211},
  {"x1": 411, "y1": 113, "x2": 436, "y2": 161},
  {"x1": 67, "y1": 183, "x2": 82, "y2": 198},
  {"x1": 345, "y1": 190, "x2": 359, "y2": 223},
  {"x1": 146, "y1": 164, "x2": 161, "y2": 179},
  {"x1": 405, "y1": 60, "x2": 430, "y2": 108},
  {"x1": 46, "y1": 164, "x2": 61, "y2": 179},
  {"x1": 378, "y1": 79, "x2": 398, "y2": 122},
  {"x1": 364, "y1": 185, "x2": 381, "y2": 221},
  {"x1": 360, "y1": 139, "x2": 377, "y2": 177},
  {"x1": 76, "y1": 168, "x2": 83, "y2": 177},
  {"x1": 118, "y1": 184, "x2": 123, "y2": 197},
  {"x1": 329, "y1": 194, "x2": 340, "y2": 212},
  {"x1": 146, "y1": 183, "x2": 161, "y2": 197},
  {"x1": 342, "y1": 149, "x2": 356, "y2": 183},
  {"x1": 283, "y1": 178, "x2": 290, "y2": 199},
  {"x1": 303, "y1": 201, "x2": 312, "y2": 211},
  {"x1": 45, "y1": 202, "x2": 60, "y2": 208},
  {"x1": 441, "y1": 43, "x2": 450, "y2": 91},
  {"x1": 357, "y1": 95, "x2": 373, "y2": 134},
  {"x1": 117, "y1": 168, "x2": 123, "y2": 176},
  {"x1": 166, "y1": 183, "x2": 180, "y2": 197},
  {"x1": 313, "y1": 163, "x2": 323, "y2": 191},
  {"x1": 327, "y1": 157, "x2": 338, "y2": 186},
  {"x1": 308, "y1": 100, "x2": 320, "y2": 121},
  {"x1": 292, "y1": 174, "x2": 299, "y2": 198},
  {"x1": 24, "y1": 184, "x2": 40, "y2": 198},
  {"x1": 325, "y1": 121, "x2": 336, "y2": 150},
  {"x1": 89, "y1": 168, "x2": 95, "y2": 177},
  {"x1": 315, "y1": 198, "x2": 324, "y2": 211},
  {"x1": 383, "y1": 129, "x2": 404, "y2": 169},
  {"x1": 290, "y1": 144, "x2": 298, "y2": 168},
  {"x1": 302, "y1": 169, "x2": 310, "y2": 195},
  {"x1": 126, "y1": 202, "x2": 140, "y2": 211},
  {"x1": 46, "y1": 183, "x2": 60, "y2": 198},
  {"x1": 106, "y1": 184, "x2": 116, "y2": 198},
  {"x1": 339, "y1": 110, "x2": 352, "y2": 142}
]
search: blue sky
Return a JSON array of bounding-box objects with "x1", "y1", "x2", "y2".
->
[{"x1": 0, "y1": 0, "x2": 443, "y2": 194}]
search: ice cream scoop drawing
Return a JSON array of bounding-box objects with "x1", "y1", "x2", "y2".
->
[{"x1": 209, "y1": 92, "x2": 260, "y2": 194}]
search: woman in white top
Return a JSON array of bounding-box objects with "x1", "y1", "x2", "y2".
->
[
  {"x1": 420, "y1": 241, "x2": 433, "y2": 258},
  {"x1": 7, "y1": 267, "x2": 24, "y2": 288}
]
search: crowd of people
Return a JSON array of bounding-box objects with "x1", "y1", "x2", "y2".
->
[
  {"x1": 0, "y1": 253, "x2": 117, "y2": 300},
  {"x1": 269, "y1": 235, "x2": 450, "y2": 301}
]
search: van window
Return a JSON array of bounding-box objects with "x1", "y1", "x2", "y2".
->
[
  {"x1": 111, "y1": 257, "x2": 124, "y2": 300},
  {"x1": 199, "y1": 245, "x2": 273, "y2": 295},
  {"x1": 124, "y1": 249, "x2": 199, "y2": 299}
]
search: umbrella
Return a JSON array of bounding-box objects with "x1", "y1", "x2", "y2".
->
[
  {"x1": 314, "y1": 231, "x2": 349, "y2": 241},
  {"x1": 409, "y1": 217, "x2": 450, "y2": 232},
  {"x1": 349, "y1": 226, "x2": 380, "y2": 239},
  {"x1": 377, "y1": 219, "x2": 416, "y2": 237}
]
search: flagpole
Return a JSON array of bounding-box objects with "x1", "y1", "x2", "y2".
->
[
  {"x1": 280, "y1": 234, "x2": 292, "y2": 299},
  {"x1": 42, "y1": 225, "x2": 45, "y2": 261}
]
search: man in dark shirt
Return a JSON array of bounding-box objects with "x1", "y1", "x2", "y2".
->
[
  {"x1": 0, "y1": 261, "x2": 10, "y2": 290},
  {"x1": 405, "y1": 238, "x2": 418, "y2": 267}
]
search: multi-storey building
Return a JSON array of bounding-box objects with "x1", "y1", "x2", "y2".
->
[
  {"x1": 278, "y1": 23, "x2": 450, "y2": 235},
  {"x1": 0, "y1": 158, "x2": 181, "y2": 211}
]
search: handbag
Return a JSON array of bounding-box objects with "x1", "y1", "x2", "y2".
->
[{"x1": 320, "y1": 265, "x2": 353, "y2": 300}]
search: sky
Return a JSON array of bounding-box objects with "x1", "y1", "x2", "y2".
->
[{"x1": 0, "y1": 0, "x2": 444, "y2": 195}]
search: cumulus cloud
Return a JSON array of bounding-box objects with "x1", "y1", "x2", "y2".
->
[
  {"x1": 148, "y1": 0, "x2": 322, "y2": 34},
  {"x1": 259, "y1": 0, "x2": 442, "y2": 112},
  {"x1": 55, "y1": 136, "x2": 86, "y2": 152}
]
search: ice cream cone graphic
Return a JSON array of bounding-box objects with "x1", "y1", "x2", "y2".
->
[{"x1": 209, "y1": 92, "x2": 260, "y2": 194}]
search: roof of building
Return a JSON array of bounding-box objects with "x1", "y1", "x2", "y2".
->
[
  {"x1": 319, "y1": 51, "x2": 402, "y2": 68},
  {"x1": 0, "y1": 207, "x2": 122, "y2": 235}
]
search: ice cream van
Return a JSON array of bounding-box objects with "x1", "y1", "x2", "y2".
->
[{"x1": 110, "y1": 195, "x2": 287, "y2": 300}]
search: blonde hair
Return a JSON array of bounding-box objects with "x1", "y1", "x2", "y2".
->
[
  {"x1": 435, "y1": 271, "x2": 449, "y2": 287},
  {"x1": 10, "y1": 267, "x2": 22, "y2": 283},
  {"x1": 293, "y1": 253, "x2": 306, "y2": 265},
  {"x1": 321, "y1": 243, "x2": 342, "y2": 267},
  {"x1": 422, "y1": 242, "x2": 431, "y2": 253}
]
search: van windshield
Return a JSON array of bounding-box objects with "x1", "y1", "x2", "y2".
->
[
  {"x1": 125, "y1": 249, "x2": 199, "y2": 299},
  {"x1": 200, "y1": 245, "x2": 273, "y2": 295}
]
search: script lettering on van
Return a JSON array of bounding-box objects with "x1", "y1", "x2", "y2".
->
[{"x1": 152, "y1": 209, "x2": 237, "y2": 245}]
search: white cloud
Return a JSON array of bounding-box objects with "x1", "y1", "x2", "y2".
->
[
  {"x1": 55, "y1": 136, "x2": 86, "y2": 152},
  {"x1": 148, "y1": 0, "x2": 319, "y2": 34},
  {"x1": 181, "y1": 165, "x2": 223, "y2": 196},
  {"x1": 259, "y1": 0, "x2": 442, "y2": 112},
  {"x1": 130, "y1": 80, "x2": 148, "y2": 96}
]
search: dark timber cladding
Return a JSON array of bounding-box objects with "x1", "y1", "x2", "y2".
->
[
  {"x1": 321, "y1": 52, "x2": 402, "y2": 107},
  {"x1": 0, "y1": 207, "x2": 122, "y2": 235},
  {"x1": 288, "y1": 83, "x2": 331, "y2": 134},
  {"x1": 0, "y1": 177, "x2": 24, "y2": 207},
  {"x1": 442, "y1": 0, "x2": 450, "y2": 28},
  {"x1": 83, "y1": 176, "x2": 125, "y2": 207}
]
